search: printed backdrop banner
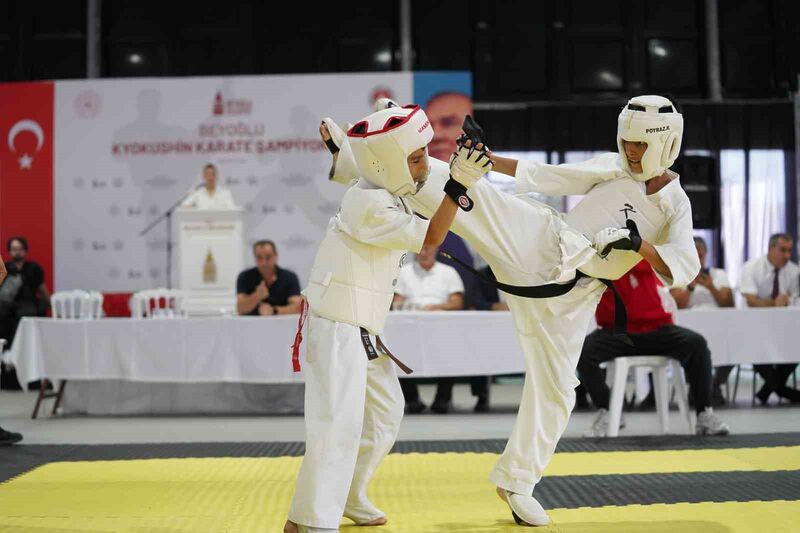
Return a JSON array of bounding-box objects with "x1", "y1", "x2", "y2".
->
[{"x1": 52, "y1": 73, "x2": 416, "y2": 291}]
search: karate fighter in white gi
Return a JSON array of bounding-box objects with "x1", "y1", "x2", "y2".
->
[
  {"x1": 285, "y1": 104, "x2": 492, "y2": 533},
  {"x1": 322, "y1": 95, "x2": 700, "y2": 527}
]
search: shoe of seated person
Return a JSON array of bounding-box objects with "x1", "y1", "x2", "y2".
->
[
  {"x1": 0, "y1": 426, "x2": 23, "y2": 446},
  {"x1": 583, "y1": 408, "x2": 626, "y2": 438},
  {"x1": 474, "y1": 395, "x2": 490, "y2": 413},
  {"x1": 696, "y1": 407, "x2": 730, "y2": 436},
  {"x1": 404, "y1": 400, "x2": 426, "y2": 414},
  {"x1": 777, "y1": 387, "x2": 800, "y2": 403},
  {"x1": 430, "y1": 400, "x2": 451, "y2": 414}
]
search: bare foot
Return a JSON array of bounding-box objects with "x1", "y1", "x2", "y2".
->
[
  {"x1": 496, "y1": 486, "x2": 508, "y2": 501},
  {"x1": 319, "y1": 123, "x2": 332, "y2": 142},
  {"x1": 283, "y1": 520, "x2": 299, "y2": 533},
  {"x1": 359, "y1": 516, "x2": 387, "y2": 526},
  {"x1": 319, "y1": 122, "x2": 339, "y2": 180}
]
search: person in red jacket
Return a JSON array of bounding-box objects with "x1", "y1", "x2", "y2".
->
[{"x1": 578, "y1": 260, "x2": 729, "y2": 437}]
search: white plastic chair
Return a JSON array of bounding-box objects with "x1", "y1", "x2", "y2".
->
[
  {"x1": 607, "y1": 356, "x2": 693, "y2": 437},
  {"x1": 51, "y1": 290, "x2": 104, "y2": 319},
  {"x1": 130, "y1": 289, "x2": 185, "y2": 319},
  {"x1": 33, "y1": 290, "x2": 102, "y2": 419}
]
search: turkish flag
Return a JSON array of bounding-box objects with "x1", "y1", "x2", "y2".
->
[{"x1": 0, "y1": 82, "x2": 54, "y2": 290}]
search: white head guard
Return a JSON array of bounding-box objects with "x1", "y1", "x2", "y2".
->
[
  {"x1": 617, "y1": 95, "x2": 683, "y2": 181},
  {"x1": 346, "y1": 104, "x2": 434, "y2": 196}
]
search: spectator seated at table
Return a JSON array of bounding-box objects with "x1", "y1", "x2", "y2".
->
[
  {"x1": 236, "y1": 240, "x2": 302, "y2": 316},
  {"x1": 670, "y1": 236, "x2": 735, "y2": 405},
  {"x1": 0, "y1": 237, "x2": 50, "y2": 349},
  {"x1": 393, "y1": 244, "x2": 464, "y2": 414},
  {"x1": 579, "y1": 260, "x2": 729, "y2": 438},
  {"x1": 438, "y1": 233, "x2": 492, "y2": 412},
  {"x1": 739, "y1": 233, "x2": 800, "y2": 404},
  {"x1": 0, "y1": 259, "x2": 23, "y2": 443}
]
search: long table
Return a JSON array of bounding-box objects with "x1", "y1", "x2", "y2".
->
[{"x1": 3, "y1": 309, "x2": 798, "y2": 414}]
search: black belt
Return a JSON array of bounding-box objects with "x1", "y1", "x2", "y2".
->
[
  {"x1": 359, "y1": 328, "x2": 414, "y2": 374},
  {"x1": 439, "y1": 251, "x2": 631, "y2": 345}
]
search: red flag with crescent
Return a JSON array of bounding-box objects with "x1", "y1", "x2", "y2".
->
[{"x1": 0, "y1": 81, "x2": 54, "y2": 290}]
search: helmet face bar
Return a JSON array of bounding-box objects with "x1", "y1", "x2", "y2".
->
[
  {"x1": 617, "y1": 95, "x2": 684, "y2": 182},
  {"x1": 347, "y1": 105, "x2": 434, "y2": 196}
]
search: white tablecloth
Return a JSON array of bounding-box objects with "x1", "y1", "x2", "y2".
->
[
  {"x1": 3, "y1": 312, "x2": 524, "y2": 389},
  {"x1": 673, "y1": 307, "x2": 800, "y2": 366},
  {"x1": 5, "y1": 308, "x2": 799, "y2": 389}
]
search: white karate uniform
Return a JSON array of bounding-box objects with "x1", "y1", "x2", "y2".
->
[
  {"x1": 289, "y1": 178, "x2": 427, "y2": 530},
  {"x1": 404, "y1": 153, "x2": 700, "y2": 496}
]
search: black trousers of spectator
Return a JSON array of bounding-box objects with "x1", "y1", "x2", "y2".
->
[
  {"x1": 0, "y1": 301, "x2": 39, "y2": 349},
  {"x1": 577, "y1": 326, "x2": 713, "y2": 415},
  {"x1": 401, "y1": 376, "x2": 489, "y2": 405},
  {"x1": 753, "y1": 364, "x2": 800, "y2": 400}
]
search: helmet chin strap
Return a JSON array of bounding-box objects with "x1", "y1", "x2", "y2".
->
[{"x1": 415, "y1": 171, "x2": 430, "y2": 193}]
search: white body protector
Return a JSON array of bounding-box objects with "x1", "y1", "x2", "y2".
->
[
  {"x1": 304, "y1": 180, "x2": 426, "y2": 335},
  {"x1": 306, "y1": 105, "x2": 433, "y2": 335}
]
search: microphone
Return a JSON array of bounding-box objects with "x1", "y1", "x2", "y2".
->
[{"x1": 185, "y1": 183, "x2": 205, "y2": 195}]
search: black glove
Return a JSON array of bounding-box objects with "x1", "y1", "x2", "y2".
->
[
  {"x1": 601, "y1": 219, "x2": 643, "y2": 256},
  {"x1": 445, "y1": 115, "x2": 490, "y2": 212}
]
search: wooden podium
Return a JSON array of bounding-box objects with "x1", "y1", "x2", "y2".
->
[{"x1": 176, "y1": 208, "x2": 244, "y2": 316}]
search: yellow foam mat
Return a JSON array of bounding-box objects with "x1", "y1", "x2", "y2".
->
[{"x1": 1, "y1": 450, "x2": 798, "y2": 532}]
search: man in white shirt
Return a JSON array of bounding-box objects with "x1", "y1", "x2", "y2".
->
[
  {"x1": 671, "y1": 237, "x2": 734, "y2": 309},
  {"x1": 740, "y1": 233, "x2": 800, "y2": 403},
  {"x1": 181, "y1": 163, "x2": 236, "y2": 209},
  {"x1": 670, "y1": 236, "x2": 735, "y2": 405},
  {"x1": 393, "y1": 245, "x2": 465, "y2": 414}
]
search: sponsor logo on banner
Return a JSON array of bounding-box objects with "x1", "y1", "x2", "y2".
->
[
  {"x1": 371, "y1": 86, "x2": 395, "y2": 105},
  {"x1": 212, "y1": 91, "x2": 252, "y2": 116},
  {"x1": 283, "y1": 236, "x2": 315, "y2": 250},
  {"x1": 74, "y1": 90, "x2": 102, "y2": 119}
]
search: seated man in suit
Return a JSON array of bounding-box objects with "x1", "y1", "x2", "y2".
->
[{"x1": 739, "y1": 233, "x2": 800, "y2": 403}]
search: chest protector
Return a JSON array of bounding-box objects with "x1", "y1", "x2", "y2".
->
[{"x1": 304, "y1": 188, "x2": 410, "y2": 336}]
